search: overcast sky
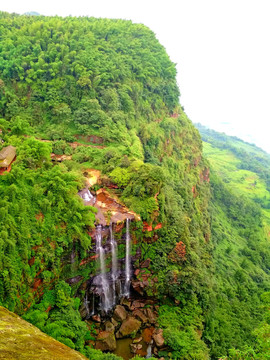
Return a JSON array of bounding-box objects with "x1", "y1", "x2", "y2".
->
[{"x1": 1, "y1": 0, "x2": 270, "y2": 152}]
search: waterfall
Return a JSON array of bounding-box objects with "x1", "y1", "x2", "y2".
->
[
  {"x1": 124, "y1": 218, "x2": 131, "y2": 297},
  {"x1": 83, "y1": 189, "x2": 94, "y2": 202},
  {"x1": 84, "y1": 293, "x2": 90, "y2": 318},
  {"x1": 96, "y1": 225, "x2": 112, "y2": 312},
  {"x1": 88, "y1": 219, "x2": 133, "y2": 315},
  {"x1": 110, "y1": 224, "x2": 118, "y2": 304},
  {"x1": 90, "y1": 293, "x2": 95, "y2": 316}
]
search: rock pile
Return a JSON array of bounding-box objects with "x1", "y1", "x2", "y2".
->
[{"x1": 90, "y1": 298, "x2": 165, "y2": 357}]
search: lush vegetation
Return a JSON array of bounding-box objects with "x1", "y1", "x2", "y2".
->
[
  {"x1": 196, "y1": 124, "x2": 270, "y2": 359},
  {"x1": 0, "y1": 11, "x2": 269, "y2": 360}
]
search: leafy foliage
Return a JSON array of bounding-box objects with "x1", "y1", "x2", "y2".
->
[{"x1": 0, "y1": 11, "x2": 269, "y2": 360}]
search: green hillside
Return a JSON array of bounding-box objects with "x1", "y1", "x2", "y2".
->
[
  {"x1": 196, "y1": 123, "x2": 270, "y2": 232},
  {"x1": 195, "y1": 123, "x2": 270, "y2": 359},
  {"x1": 0, "y1": 12, "x2": 269, "y2": 360}
]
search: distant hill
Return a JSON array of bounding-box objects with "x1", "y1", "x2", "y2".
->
[
  {"x1": 195, "y1": 123, "x2": 270, "y2": 212},
  {"x1": 23, "y1": 11, "x2": 40, "y2": 16}
]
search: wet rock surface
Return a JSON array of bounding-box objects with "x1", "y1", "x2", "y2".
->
[
  {"x1": 96, "y1": 331, "x2": 116, "y2": 351},
  {"x1": 88, "y1": 297, "x2": 166, "y2": 357},
  {"x1": 113, "y1": 305, "x2": 127, "y2": 322}
]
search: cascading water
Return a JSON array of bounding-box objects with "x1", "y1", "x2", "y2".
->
[
  {"x1": 85, "y1": 219, "x2": 133, "y2": 316},
  {"x1": 110, "y1": 224, "x2": 118, "y2": 304},
  {"x1": 83, "y1": 189, "x2": 94, "y2": 202},
  {"x1": 96, "y1": 225, "x2": 113, "y2": 312},
  {"x1": 124, "y1": 218, "x2": 131, "y2": 297},
  {"x1": 84, "y1": 293, "x2": 90, "y2": 318}
]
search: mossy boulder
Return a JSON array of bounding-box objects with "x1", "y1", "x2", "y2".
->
[
  {"x1": 0, "y1": 306, "x2": 87, "y2": 360},
  {"x1": 116, "y1": 317, "x2": 141, "y2": 338}
]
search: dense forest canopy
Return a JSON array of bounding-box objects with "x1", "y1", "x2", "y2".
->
[{"x1": 0, "y1": 12, "x2": 269, "y2": 360}]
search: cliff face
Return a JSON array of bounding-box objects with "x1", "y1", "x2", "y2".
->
[
  {"x1": 0, "y1": 11, "x2": 211, "y2": 359},
  {"x1": 2, "y1": 12, "x2": 268, "y2": 360},
  {"x1": 0, "y1": 306, "x2": 87, "y2": 360}
]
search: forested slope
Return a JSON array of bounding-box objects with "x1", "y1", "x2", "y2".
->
[
  {"x1": 196, "y1": 124, "x2": 270, "y2": 359},
  {"x1": 0, "y1": 12, "x2": 269, "y2": 360}
]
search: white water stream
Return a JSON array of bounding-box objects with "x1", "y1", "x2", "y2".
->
[
  {"x1": 96, "y1": 225, "x2": 112, "y2": 312},
  {"x1": 124, "y1": 218, "x2": 131, "y2": 297},
  {"x1": 110, "y1": 224, "x2": 118, "y2": 305}
]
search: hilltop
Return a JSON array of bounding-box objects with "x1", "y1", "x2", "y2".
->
[{"x1": 0, "y1": 12, "x2": 269, "y2": 360}]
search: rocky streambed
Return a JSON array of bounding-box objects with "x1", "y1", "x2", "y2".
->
[{"x1": 87, "y1": 298, "x2": 165, "y2": 359}]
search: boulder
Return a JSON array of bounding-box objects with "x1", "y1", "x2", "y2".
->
[
  {"x1": 96, "y1": 331, "x2": 116, "y2": 351},
  {"x1": 133, "y1": 309, "x2": 148, "y2": 323},
  {"x1": 117, "y1": 317, "x2": 141, "y2": 338},
  {"x1": 144, "y1": 308, "x2": 157, "y2": 324},
  {"x1": 113, "y1": 305, "x2": 127, "y2": 322},
  {"x1": 104, "y1": 321, "x2": 115, "y2": 333},
  {"x1": 153, "y1": 328, "x2": 165, "y2": 347}
]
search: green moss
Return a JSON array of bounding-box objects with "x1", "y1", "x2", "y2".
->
[{"x1": 0, "y1": 306, "x2": 88, "y2": 360}]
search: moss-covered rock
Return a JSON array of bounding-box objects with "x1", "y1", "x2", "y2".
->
[{"x1": 0, "y1": 306, "x2": 87, "y2": 360}]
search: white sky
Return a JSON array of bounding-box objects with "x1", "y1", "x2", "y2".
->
[{"x1": 1, "y1": 0, "x2": 270, "y2": 152}]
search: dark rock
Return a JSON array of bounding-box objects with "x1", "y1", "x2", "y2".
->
[
  {"x1": 131, "y1": 280, "x2": 144, "y2": 296},
  {"x1": 79, "y1": 304, "x2": 88, "y2": 320},
  {"x1": 96, "y1": 331, "x2": 116, "y2": 351},
  {"x1": 113, "y1": 305, "x2": 127, "y2": 322}
]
